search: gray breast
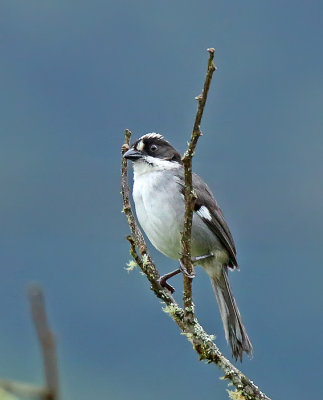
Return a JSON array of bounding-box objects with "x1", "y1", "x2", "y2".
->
[{"x1": 133, "y1": 169, "x2": 224, "y2": 261}]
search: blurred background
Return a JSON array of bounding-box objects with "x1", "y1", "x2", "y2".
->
[{"x1": 1, "y1": 1, "x2": 322, "y2": 399}]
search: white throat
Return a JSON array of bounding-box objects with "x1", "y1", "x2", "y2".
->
[{"x1": 133, "y1": 156, "x2": 181, "y2": 178}]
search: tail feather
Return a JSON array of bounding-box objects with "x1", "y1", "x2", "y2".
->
[{"x1": 210, "y1": 268, "x2": 252, "y2": 361}]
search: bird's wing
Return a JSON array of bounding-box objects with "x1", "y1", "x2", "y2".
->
[{"x1": 177, "y1": 170, "x2": 238, "y2": 268}]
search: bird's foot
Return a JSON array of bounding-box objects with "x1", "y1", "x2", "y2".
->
[
  {"x1": 179, "y1": 259, "x2": 196, "y2": 279},
  {"x1": 157, "y1": 268, "x2": 181, "y2": 294},
  {"x1": 158, "y1": 254, "x2": 212, "y2": 292}
]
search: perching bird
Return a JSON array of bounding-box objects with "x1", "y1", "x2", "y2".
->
[{"x1": 123, "y1": 133, "x2": 252, "y2": 361}]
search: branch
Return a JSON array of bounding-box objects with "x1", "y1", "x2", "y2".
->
[
  {"x1": 181, "y1": 48, "x2": 216, "y2": 321},
  {"x1": 0, "y1": 379, "x2": 49, "y2": 399},
  {"x1": 0, "y1": 287, "x2": 59, "y2": 400},
  {"x1": 28, "y1": 285, "x2": 60, "y2": 400},
  {"x1": 121, "y1": 127, "x2": 271, "y2": 399}
]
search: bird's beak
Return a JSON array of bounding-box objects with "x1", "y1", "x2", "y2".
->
[{"x1": 123, "y1": 148, "x2": 143, "y2": 161}]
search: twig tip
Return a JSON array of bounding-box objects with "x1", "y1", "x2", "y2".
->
[
  {"x1": 124, "y1": 128, "x2": 132, "y2": 140},
  {"x1": 123, "y1": 129, "x2": 132, "y2": 150},
  {"x1": 27, "y1": 283, "x2": 43, "y2": 301}
]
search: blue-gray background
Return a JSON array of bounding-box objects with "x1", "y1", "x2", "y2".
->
[{"x1": 1, "y1": 1, "x2": 322, "y2": 399}]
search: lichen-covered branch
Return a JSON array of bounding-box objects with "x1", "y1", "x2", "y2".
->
[
  {"x1": 121, "y1": 128, "x2": 271, "y2": 400},
  {"x1": 181, "y1": 48, "x2": 216, "y2": 321}
]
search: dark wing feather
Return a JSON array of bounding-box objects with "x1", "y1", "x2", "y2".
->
[{"x1": 177, "y1": 170, "x2": 238, "y2": 268}]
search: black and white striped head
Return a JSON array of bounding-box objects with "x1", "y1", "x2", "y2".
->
[{"x1": 123, "y1": 133, "x2": 182, "y2": 166}]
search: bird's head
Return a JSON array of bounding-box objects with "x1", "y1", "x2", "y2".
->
[{"x1": 123, "y1": 133, "x2": 182, "y2": 170}]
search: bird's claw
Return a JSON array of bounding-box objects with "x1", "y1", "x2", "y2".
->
[
  {"x1": 179, "y1": 260, "x2": 195, "y2": 279},
  {"x1": 157, "y1": 276, "x2": 176, "y2": 294}
]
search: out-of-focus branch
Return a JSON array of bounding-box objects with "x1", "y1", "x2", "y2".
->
[
  {"x1": 28, "y1": 286, "x2": 60, "y2": 400},
  {"x1": 181, "y1": 48, "x2": 216, "y2": 321},
  {"x1": 121, "y1": 124, "x2": 271, "y2": 400},
  {"x1": 0, "y1": 287, "x2": 59, "y2": 400},
  {"x1": 0, "y1": 379, "x2": 49, "y2": 399}
]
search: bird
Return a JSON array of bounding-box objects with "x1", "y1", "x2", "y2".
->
[{"x1": 123, "y1": 132, "x2": 252, "y2": 361}]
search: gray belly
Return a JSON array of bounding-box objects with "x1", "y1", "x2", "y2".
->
[{"x1": 133, "y1": 170, "x2": 224, "y2": 261}]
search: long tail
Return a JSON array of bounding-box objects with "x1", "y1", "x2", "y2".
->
[{"x1": 210, "y1": 267, "x2": 252, "y2": 361}]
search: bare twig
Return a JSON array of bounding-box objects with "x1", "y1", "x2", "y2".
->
[
  {"x1": 121, "y1": 126, "x2": 271, "y2": 399},
  {"x1": 0, "y1": 379, "x2": 49, "y2": 399},
  {"x1": 181, "y1": 48, "x2": 216, "y2": 321},
  {"x1": 28, "y1": 285, "x2": 60, "y2": 400}
]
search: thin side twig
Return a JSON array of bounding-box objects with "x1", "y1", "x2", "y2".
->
[
  {"x1": 28, "y1": 286, "x2": 60, "y2": 400},
  {"x1": 121, "y1": 127, "x2": 271, "y2": 400},
  {"x1": 181, "y1": 48, "x2": 216, "y2": 321}
]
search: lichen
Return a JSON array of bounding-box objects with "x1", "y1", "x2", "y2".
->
[
  {"x1": 185, "y1": 305, "x2": 195, "y2": 313},
  {"x1": 124, "y1": 260, "x2": 137, "y2": 272},
  {"x1": 142, "y1": 254, "x2": 149, "y2": 266},
  {"x1": 227, "y1": 389, "x2": 246, "y2": 400},
  {"x1": 162, "y1": 303, "x2": 183, "y2": 317},
  {"x1": 192, "y1": 322, "x2": 215, "y2": 342}
]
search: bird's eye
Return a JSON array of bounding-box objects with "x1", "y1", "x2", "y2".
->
[{"x1": 150, "y1": 144, "x2": 158, "y2": 152}]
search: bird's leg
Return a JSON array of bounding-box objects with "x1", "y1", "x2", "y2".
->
[
  {"x1": 178, "y1": 253, "x2": 214, "y2": 279},
  {"x1": 157, "y1": 268, "x2": 181, "y2": 294},
  {"x1": 158, "y1": 253, "x2": 214, "y2": 293},
  {"x1": 191, "y1": 253, "x2": 214, "y2": 263}
]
